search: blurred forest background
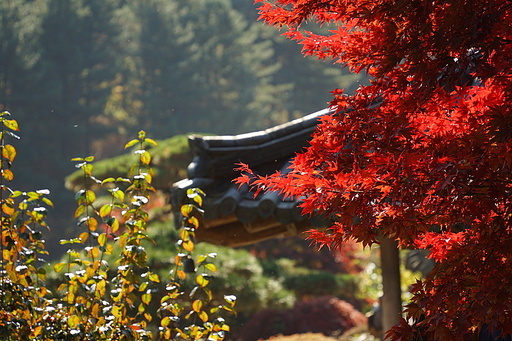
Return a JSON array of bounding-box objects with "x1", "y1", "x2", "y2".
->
[{"x1": 0, "y1": 0, "x2": 363, "y2": 256}]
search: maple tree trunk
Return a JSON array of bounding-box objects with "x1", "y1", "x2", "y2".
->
[{"x1": 380, "y1": 237, "x2": 402, "y2": 335}]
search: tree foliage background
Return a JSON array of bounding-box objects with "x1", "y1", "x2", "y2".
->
[{"x1": 0, "y1": 0, "x2": 361, "y2": 255}]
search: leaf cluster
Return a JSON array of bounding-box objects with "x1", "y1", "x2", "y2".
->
[
  {"x1": 242, "y1": 0, "x2": 512, "y2": 338},
  {"x1": 0, "y1": 118, "x2": 236, "y2": 340}
]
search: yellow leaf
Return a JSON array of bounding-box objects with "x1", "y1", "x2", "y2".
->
[
  {"x1": 198, "y1": 310, "x2": 208, "y2": 323},
  {"x1": 140, "y1": 151, "x2": 151, "y2": 165},
  {"x1": 74, "y1": 205, "x2": 85, "y2": 218},
  {"x1": 205, "y1": 263, "x2": 217, "y2": 273},
  {"x1": 98, "y1": 233, "x2": 107, "y2": 247},
  {"x1": 142, "y1": 292, "x2": 152, "y2": 305},
  {"x1": 1, "y1": 169, "x2": 13, "y2": 181},
  {"x1": 177, "y1": 270, "x2": 186, "y2": 280},
  {"x1": 112, "y1": 305, "x2": 122, "y2": 319},
  {"x1": 67, "y1": 315, "x2": 80, "y2": 328},
  {"x1": 161, "y1": 316, "x2": 171, "y2": 327},
  {"x1": 99, "y1": 204, "x2": 112, "y2": 218},
  {"x1": 196, "y1": 274, "x2": 209, "y2": 287},
  {"x1": 54, "y1": 262, "x2": 66, "y2": 272},
  {"x1": 182, "y1": 240, "x2": 194, "y2": 252},
  {"x1": 192, "y1": 299, "x2": 203, "y2": 312},
  {"x1": 79, "y1": 232, "x2": 89, "y2": 243},
  {"x1": 87, "y1": 217, "x2": 98, "y2": 231},
  {"x1": 3, "y1": 119, "x2": 19, "y2": 131},
  {"x1": 2, "y1": 144, "x2": 16, "y2": 162},
  {"x1": 145, "y1": 138, "x2": 158, "y2": 146},
  {"x1": 124, "y1": 139, "x2": 139, "y2": 149}
]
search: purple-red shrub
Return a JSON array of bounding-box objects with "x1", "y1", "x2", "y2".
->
[{"x1": 238, "y1": 296, "x2": 366, "y2": 341}]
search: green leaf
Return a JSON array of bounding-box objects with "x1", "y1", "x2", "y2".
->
[
  {"x1": 138, "y1": 130, "x2": 146, "y2": 140},
  {"x1": 102, "y1": 177, "x2": 115, "y2": 184}
]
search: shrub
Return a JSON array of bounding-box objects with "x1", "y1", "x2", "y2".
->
[
  {"x1": 238, "y1": 296, "x2": 367, "y2": 341},
  {"x1": 0, "y1": 112, "x2": 235, "y2": 340}
]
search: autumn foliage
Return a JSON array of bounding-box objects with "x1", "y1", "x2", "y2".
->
[{"x1": 237, "y1": 0, "x2": 512, "y2": 339}]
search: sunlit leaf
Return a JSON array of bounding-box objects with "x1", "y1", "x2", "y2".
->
[
  {"x1": 74, "y1": 205, "x2": 85, "y2": 218},
  {"x1": 98, "y1": 233, "x2": 107, "y2": 246},
  {"x1": 85, "y1": 190, "x2": 96, "y2": 205},
  {"x1": 79, "y1": 232, "x2": 89, "y2": 243},
  {"x1": 145, "y1": 138, "x2": 158, "y2": 146},
  {"x1": 140, "y1": 151, "x2": 151, "y2": 165},
  {"x1": 197, "y1": 255, "x2": 207, "y2": 264},
  {"x1": 142, "y1": 292, "x2": 152, "y2": 305},
  {"x1": 124, "y1": 139, "x2": 139, "y2": 149},
  {"x1": 54, "y1": 262, "x2": 66, "y2": 272},
  {"x1": 42, "y1": 197, "x2": 54, "y2": 207},
  {"x1": 205, "y1": 263, "x2": 217, "y2": 273},
  {"x1": 148, "y1": 272, "x2": 160, "y2": 283},
  {"x1": 182, "y1": 239, "x2": 194, "y2": 252},
  {"x1": 2, "y1": 144, "x2": 16, "y2": 162},
  {"x1": 86, "y1": 217, "x2": 98, "y2": 231},
  {"x1": 192, "y1": 299, "x2": 203, "y2": 312},
  {"x1": 196, "y1": 274, "x2": 209, "y2": 287},
  {"x1": 188, "y1": 216, "x2": 200, "y2": 229},
  {"x1": 67, "y1": 315, "x2": 80, "y2": 328},
  {"x1": 198, "y1": 310, "x2": 208, "y2": 323},
  {"x1": 99, "y1": 204, "x2": 112, "y2": 218},
  {"x1": 3, "y1": 119, "x2": 19, "y2": 131},
  {"x1": 112, "y1": 305, "x2": 122, "y2": 319},
  {"x1": 111, "y1": 188, "x2": 125, "y2": 201},
  {"x1": 83, "y1": 163, "x2": 93, "y2": 176},
  {"x1": 180, "y1": 204, "x2": 194, "y2": 217},
  {"x1": 161, "y1": 316, "x2": 171, "y2": 327}
]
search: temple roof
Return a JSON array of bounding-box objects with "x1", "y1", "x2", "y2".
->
[{"x1": 170, "y1": 108, "x2": 331, "y2": 247}]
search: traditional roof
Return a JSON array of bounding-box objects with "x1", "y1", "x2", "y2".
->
[{"x1": 170, "y1": 108, "x2": 332, "y2": 247}]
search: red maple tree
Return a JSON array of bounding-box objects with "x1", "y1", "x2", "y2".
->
[{"x1": 237, "y1": 0, "x2": 512, "y2": 339}]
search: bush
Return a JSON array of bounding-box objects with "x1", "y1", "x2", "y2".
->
[
  {"x1": 0, "y1": 113, "x2": 235, "y2": 340},
  {"x1": 238, "y1": 296, "x2": 367, "y2": 341}
]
